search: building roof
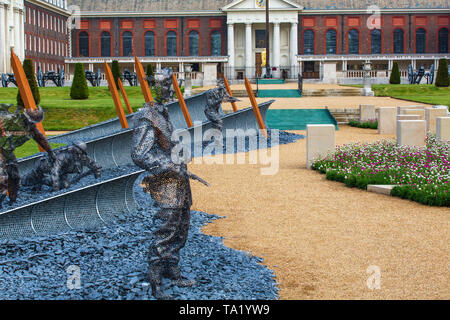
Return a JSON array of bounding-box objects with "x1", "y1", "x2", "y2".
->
[{"x1": 67, "y1": 0, "x2": 449, "y2": 13}]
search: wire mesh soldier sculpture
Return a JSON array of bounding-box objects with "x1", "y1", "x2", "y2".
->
[
  {"x1": 204, "y1": 79, "x2": 239, "y2": 133},
  {"x1": 132, "y1": 68, "x2": 209, "y2": 300},
  {"x1": 0, "y1": 104, "x2": 55, "y2": 205},
  {"x1": 0, "y1": 163, "x2": 7, "y2": 208},
  {"x1": 22, "y1": 141, "x2": 102, "y2": 192}
]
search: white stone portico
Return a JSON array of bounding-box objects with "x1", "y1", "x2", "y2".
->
[
  {"x1": 223, "y1": 0, "x2": 302, "y2": 79},
  {"x1": 0, "y1": 0, "x2": 25, "y2": 74}
]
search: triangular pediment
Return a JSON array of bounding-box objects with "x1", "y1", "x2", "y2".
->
[{"x1": 222, "y1": 0, "x2": 303, "y2": 11}]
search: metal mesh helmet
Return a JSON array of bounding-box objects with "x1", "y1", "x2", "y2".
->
[{"x1": 23, "y1": 106, "x2": 45, "y2": 124}]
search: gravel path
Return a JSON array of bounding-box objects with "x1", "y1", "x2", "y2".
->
[{"x1": 192, "y1": 126, "x2": 449, "y2": 300}]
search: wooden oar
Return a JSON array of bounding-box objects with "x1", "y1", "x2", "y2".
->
[
  {"x1": 10, "y1": 50, "x2": 46, "y2": 151},
  {"x1": 223, "y1": 76, "x2": 238, "y2": 112},
  {"x1": 172, "y1": 74, "x2": 193, "y2": 128},
  {"x1": 244, "y1": 77, "x2": 267, "y2": 137},
  {"x1": 104, "y1": 62, "x2": 128, "y2": 129},
  {"x1": 134, "y1": 57, "x2": 153, "y2": 104}
]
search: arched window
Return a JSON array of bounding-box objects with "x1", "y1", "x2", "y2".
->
[
  {"x1": 166, "y1": 31, "x2": 177, "y2": 56},
  {"x1": 122, "y1": 31, "x2": 133, "y2": 56},
  {"x1": 326, "y1": 29, "x2": 337, "y2": 54},
  {"x1": 100, "y1": 31, "x2": 111, "y2": 57},
  {"x1": 415, "y1": 28, "x2": 426, "y2": 53},
  {"x1": 144, "y1": 31, "x2": 156, "y2": 56},
  {"x1": 188, "y1": 30, "x2": 199, "y2": 56},
  {"x1": 438, "y1": 28, "x2": 449, "y2": 53},
  {"x1": 211, "y1": 31, "x2": 221, "y2": 56},
  {"x1": 371, "y1": 29, "x2": 382, "y2": 54},
  {"x1": 303, "y1": 30, "x2": 314, "y2": 55},
  {"x1": 393, "y1": 29, "x2": 404, "y2": 54},
  {"x1": 78, "y1": 31, "x2": 89, "y2": 57},
  {"x1": 348, "y1": 29, "x2": 359, "y2": 54}
]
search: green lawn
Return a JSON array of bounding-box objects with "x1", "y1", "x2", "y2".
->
[
  {"x1": 0, "y1": 86, "x2": 154, "y2": 130},
  {"x1": 14, "y1": 139, "x2": 66, "y2": 159},
  {"x1": 345, "y1": 84, "x2": 450, "y2": 108}
]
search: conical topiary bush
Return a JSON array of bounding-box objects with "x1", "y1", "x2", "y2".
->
[
  {"x1": 389, "y1": 62, "x2": 401, "y2": 84},
  {"x1": 17, "y1": 59, "x2": 40, "y2": 106},
  {"x1": 111, "y1": 60, "x2": 121, "y2": 87},
  {"x1": 435, "y1": 58, "x2": 449, "y2": 87},
  {"x1": 70, "y1": 63, "x2": 89, "y2": 100}
]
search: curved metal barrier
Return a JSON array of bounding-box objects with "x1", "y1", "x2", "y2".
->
[
  {"x1": 19, "y1": 101, "x2": 273, "y2": 175},
  {"x1": 48, "y1": 92, "x2": 211, "y2": 144},
  {"x1": 5, "y1": 100, "x2": 274, "y2": 239},
  {"x1": 0, "y1": 171, "x2": 143, "y2": 239}
]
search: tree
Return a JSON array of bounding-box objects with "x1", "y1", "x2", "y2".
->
[
  {"x1": 17, "y1": 59, "x2": 40, "y2": 106},
  {"x1": 389, "y1": 62, "x2": 401, "y2": 84},
  {"x1": 70, "y1": 63, "x2": 89, "y2": 100},
  {"x1": 111, "y1": 60, "x2": 121, "y2": 87},
  {"x1": 435, "y1": 58, "x2": 449, "y2": 87},
  {"x1": 146, "y1": 64, "x2": 154, "y2": 78}
]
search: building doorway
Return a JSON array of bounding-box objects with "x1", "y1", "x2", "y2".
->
[{"x1": 255, "y1": 53, "x2": 262, "y2": 78}]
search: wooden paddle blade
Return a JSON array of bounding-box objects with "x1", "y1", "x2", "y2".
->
[
  {"x1": 134, "y1": 57, "x2": 153, "y2": 104},
  {"x1": 104, "y1": 62, "x2": 129, "y2": 129},
  {"x1": 117, "y1": 78, "x2": 133, "y2": 114},
  {"x1": 223, "y1": 76, "x2": 238, "y2": 112},
  {"x1": 10, "y1": 50, "x2": 46, "y2": 151},
  {"x1": 244, "y1": 77, "x2": 267, "y2": 137},
  {"x1": 172, "y1": 73, "x2": 193, "y2": 128}
]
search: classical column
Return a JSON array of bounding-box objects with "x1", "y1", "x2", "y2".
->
[
  {"x1": 273, "y1": 22, "x2": 280, "y2": 78},
  {"x1": 0, "y1": 3, "x2": 6, "y2": 73},
  {"x1": 14, "y1": 8, "x2": 20, "y2": 54},
  {"x1": 19, "y1": 9, "x2": 24, "y2": 61},
  {"x1": 290, "y1": 22, "x2": 298, "y2": 78},
  {"x1": 245, "y1": 22, "x2": 252, "y2": 78},
  {"x1": 227, "y1": 22, "x2": 234, "y2": 79}
]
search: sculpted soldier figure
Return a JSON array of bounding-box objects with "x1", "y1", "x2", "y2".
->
[
  {"x1": 0, "y1": 104, "x2": 55, "y2": 205},
  {"x1": 132, "y1": 68, "x2": 208, "y2": 300},
  {"x1": 204, "y1": 79, "x2": 239, "y2": 133},
  {"x1": 22, "y1": 141, "x2": 102, "y2": 191}
]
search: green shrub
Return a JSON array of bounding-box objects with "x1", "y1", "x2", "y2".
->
[
  {"x1": 17, "y1": 59, "x2": 40, "y2": 106},
  {"x1": 389, "y1": 62, "x2": 401, "y2": 84},
  {"x1": 70, "y1": 63, "x2": 89, "y2": 100},
  {"x1": 435, "y1": 58, "x2": 449, "y2": 87},
  {"x1": 348, "y1": 119, "x2": 378, "y2": 129},
  {"x1": 111, "y1": 60, "x2": 121, "y2": 87},
  {"x1": 146, "y1": 64, "x2": 154, "y2": 79}
]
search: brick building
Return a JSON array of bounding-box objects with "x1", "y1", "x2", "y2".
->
[
  {"x1": 24, "y1": 0, "x2": 71, "y2": 74},
  {"x1": 65, "y1": 0, "x2": 450, "y2": 84},
  {"x1": 0, "y1": 0, "x2": 70, "y2": 75}
]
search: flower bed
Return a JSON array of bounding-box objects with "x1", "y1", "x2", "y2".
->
[
  {"x1": 348, "y1": 119, "x2": 378, "y2": 129},
  {"x1": 311, "y1": 135, "x2": 449, "y2": 207}
]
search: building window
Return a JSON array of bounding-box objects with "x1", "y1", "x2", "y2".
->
[
  {"x1": 78, "y1": 31, "x2": 89, "y2": 57},
  {"x1": 188, "y1": 30, "x2": 199, "y2": 56},
  {"x1": 122, "y1": 31, "x2": 133, "y2": 56},
  {"x1": 101, "y1": 31, "x2": 111, "y2": 57},
  {"x1": 166, "y1": 31, "x2": 177, "y2": 56},
  {"x1": 255, "y1": 30, "x2": 266, "y2": 48},
  {"x1": 438, "y1": 28, "x2": 449, "y2": 53},
  {"x1": 393, "y1": 29, "x2": 404, "y2": 53},
  {"x1": 326, "y1": 29, "x2": 337, "y2": 54},
  {"x1": 416, "y1": 28, "x2": 426, "y2": 53},
  {"x1": 211, "y1": 31, "x2": 221, "y2": 56},
  {"x1": 371, "y1": 29, "x2": 382, "y2": 54},
  {"x1": 348, "y1": 29, "x2": 359, "y2": 54},
  {"x1": 144, "y1": 31, "x2": 156, "y2": 56},
  {"x1": 303, "y1": 30, "x2": 314, "y2": 55}
]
